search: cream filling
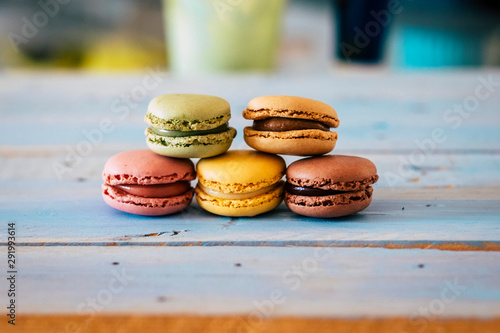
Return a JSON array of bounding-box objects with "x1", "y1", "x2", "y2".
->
[
  {"x1": 198, "y1": 183, "x2": 278, "y2": 200},
  {"x1": 150, "y1": 123, "x2": 229, "y2": 137}
]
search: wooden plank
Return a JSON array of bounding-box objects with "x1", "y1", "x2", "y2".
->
[
  {"x1": 375, "y1": 187, "x2": 500, "y2": 200},
  {"x1": 1, "y1": 180, "x2": 499, "y2": 245},
  {"x1": 1, "y1": 247, "x2": 499, "y2": 319},
  {"x1": 1, "y1": 146, "x2": 500, "y2": 188},
  {"x1": 1, "y1": 71, "x2": 499, "y2": 150},
  {"x1": 5, "y1": 316, "x2": 500, "y2": 333}
]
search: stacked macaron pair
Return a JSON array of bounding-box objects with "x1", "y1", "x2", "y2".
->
[
  {"x1": 102, "y1": 94, "x2": 238, "y2": 216},
  {"x1": 239, "y1": 95, "x2": 379, "y2": 218}
]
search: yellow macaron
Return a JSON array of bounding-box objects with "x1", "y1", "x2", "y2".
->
[{"x1": 195, "y1": 150, "x2": 286, "y2": 217}]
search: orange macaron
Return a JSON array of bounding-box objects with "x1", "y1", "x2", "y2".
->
[{"x1": 243, "y1": 95, "x2": 339, "y2": 156}]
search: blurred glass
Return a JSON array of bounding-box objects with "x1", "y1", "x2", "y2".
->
[
  {"x1": 164, "y1": 0, "x2": 287, "y2": 74},
  {"x1": 333, "y1": 0, "x2": 390, "y2": 63},
  {"x1": 1, "y1": 0, "x2": 498, "y2": 71},
  {"x1": 0, "y1": 0, "x2": 165, "y2": 71}
]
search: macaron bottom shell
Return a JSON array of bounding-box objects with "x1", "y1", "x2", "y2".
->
[
  {"x1": 145, "y1": 127, "x2": 237, "y2": 158},
  {"x1": 195, "y1": 182, "x2": 285, "y2": 217},
  {"x1": 285, "y1": 187, "x2": 373, "y2": 218},
  {"x1": 102, "y1": 184, "x2": 194, "y2": 216},
  {"x1": 243, "y1": 127, "x2": 337, "y2": 156}
]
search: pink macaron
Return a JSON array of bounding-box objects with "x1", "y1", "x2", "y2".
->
[{"x1": 102, "y1": 150, "x2": 196, "y2": 216}]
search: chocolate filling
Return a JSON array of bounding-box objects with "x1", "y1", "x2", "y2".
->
[
  {"x1": 253, "y1": 118, "x2": 329, "y2": 132},
  {"x1": 285, "y1": 183, "x2": 347, "y2": 196}
]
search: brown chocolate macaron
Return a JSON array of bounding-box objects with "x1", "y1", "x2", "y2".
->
[
  {"x1": 243, "y1": 96, "x2": 339, "y2": 156},
  {"x1": 285, "y1": 155, "x2": 378, "y2": 218}
]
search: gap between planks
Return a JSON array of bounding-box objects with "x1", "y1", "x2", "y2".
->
[{"x1": 2, "y1": 240, "x2": 500, "y2": 251}]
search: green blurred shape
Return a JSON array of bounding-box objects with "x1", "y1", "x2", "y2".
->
[{"x1": 164, "y1": 0, "x2": 287, "y2": 74}]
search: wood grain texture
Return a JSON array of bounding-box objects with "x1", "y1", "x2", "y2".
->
[
  {"x1": 1, "y1": 247, "x2": 499, "y2": 318},
  {"x1": 1, "y1": 180, "x2": 499, "y2": 246},
  {"x1": 2, "y1": 146, "x2": 500, "y2": 188},
  {"x1": 1, "y1": 71, "x2": 500, "y2": 328},
  {"x1": 5, "y1": 315, "x2": 500, "y2": 333},
  {"x1": 1, "y1": 71, "x2": 499, "y2": 150}
]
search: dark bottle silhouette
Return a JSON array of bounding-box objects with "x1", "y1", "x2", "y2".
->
[{"x1": 333, "y1": 0, "x2": 391, "y2": 63}]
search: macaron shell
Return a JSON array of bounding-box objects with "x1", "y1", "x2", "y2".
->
[
  {"x1": 196, "y1": 150, "x2": 286, "y2": 193},
  {"x1": 145, "y1": 94, "x2": 231, "y2": 131},
  {"x1": 145, "y1": 127, "x2": 236, "y2": 158},
  {"x1": 195, "y1": 182, "x2": 284, "y2": 217},
  {"x1": 243, "y1": 95, "x2": 339, "y2": 128},
  {"x1": 285, "y1": 187, "x2": 373, "y2": 218},
  {"x1": 102, "y1": 150, "x2": 195, "y2": 186},
  {"x1": 244, "y1": 127, "x2": 337, "y2": 156},
  {"x1": 102, "y1": 184, "x2": 194, "y2": 216},
  {"x1": 286, "y1": 155, "x2": 378, "y2": 190}
]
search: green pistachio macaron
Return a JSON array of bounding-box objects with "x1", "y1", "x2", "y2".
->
[{"x1": 145, "y1": 94, "x2": 237, "y2": 158}]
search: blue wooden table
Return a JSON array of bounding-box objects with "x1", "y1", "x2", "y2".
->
[{"x1": 1, "y1": 69, "x2": 500, "y2": 332}]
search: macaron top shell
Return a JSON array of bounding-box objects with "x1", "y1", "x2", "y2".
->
[
  {"x1": 103, "y1": 149, "x2": 195, "y2": 185},
  {"x1": 197, "y1": 150, "x2": 286, "y2": 193},
  {"x1": 243, "y1": 95, "x2": 339, "y2": 128},
  {"x1": 145, "y1": 94, "x2": 231, "y2": 131},
  {"x1": 286, "y1": 155, "x2": 378, "y2": 191}
]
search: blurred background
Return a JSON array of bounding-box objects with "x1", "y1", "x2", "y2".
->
[{"x1": 1, "y1": 0, "x2": 499, "y2": 73}]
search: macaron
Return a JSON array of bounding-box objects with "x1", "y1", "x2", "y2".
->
[
  {"x1": 145, "y1": 94, "x2": 237, "y2": 158},
  {"x1": 102, "y1": 150, "x2": 196, "y2": 216},
  {"x1": 285, "y1": 155, "x2": 378, "y2": 218},
  {"x1": 242, "y1": 95, "x2": 339, "y2": 156},
  {"x1": 195, "y1": 150, "x2": 286, "y2": 217}
]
